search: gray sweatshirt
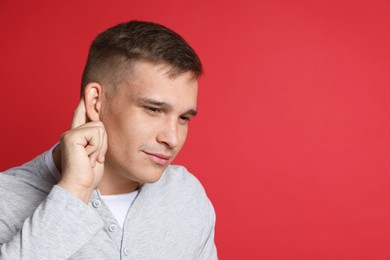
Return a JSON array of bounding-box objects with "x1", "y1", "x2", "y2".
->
[{"x1": 0, "y1": 152, "x2": 217, "y2": 259}]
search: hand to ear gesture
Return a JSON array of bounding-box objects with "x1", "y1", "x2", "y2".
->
[{"x1": 57, "y1": 98, "x2": 108, "y2": 203}]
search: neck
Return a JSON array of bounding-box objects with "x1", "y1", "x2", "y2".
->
[{"x1": 97, "y1": 167, "x2": 140, "y2": 195}]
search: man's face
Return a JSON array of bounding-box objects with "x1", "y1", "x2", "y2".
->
[{"x1": 99, "y1": 61, "x2": 198, "y2": 184}]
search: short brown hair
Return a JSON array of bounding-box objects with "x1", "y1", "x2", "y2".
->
[{"x1": 81, "y1": 21, "x2": 203, "y2": 96}]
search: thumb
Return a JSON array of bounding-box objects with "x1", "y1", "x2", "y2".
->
[{"x1": 71, "y1": 98, "x2": 87, "y2": 129}]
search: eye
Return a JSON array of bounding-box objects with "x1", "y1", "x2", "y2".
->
[
  {"x1": 145, "y1": 106, "x2": 160, "y2": 114},
  {"x1": 179, "y1": 115, "x2": 191, "y2": 123}
]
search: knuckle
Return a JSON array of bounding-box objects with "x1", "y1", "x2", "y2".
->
[
  {"x1": 60, "y1": 130, "x2": 72, "y2": 142},
  {"x1": 60, "y1": 128, "x2": 81, "y2": 144}
]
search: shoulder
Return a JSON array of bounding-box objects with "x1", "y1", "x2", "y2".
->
[
  {"x1": 142, "y1": 164, "x2": 215, "y2": 220},
  {"x1": 126, "y1": 165, "x2": 217, "y2": 258},
  {"x1": 136, "y1": 165, "x2": 216, "y2": 250},
  {"x1": 154, "y1": 164, "x2": 209, "y2": 198},
  {"x1": 0, "y1": 153, "x2": 56, "y2": 219},
  {"x1": 0, "y1": 153, "x2": 56, "y2": 239},
  {"x1": 0, "y1": 153, "x2": 55, "y2": 195}
]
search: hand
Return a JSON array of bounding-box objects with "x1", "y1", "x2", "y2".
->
[{"x1": 57, "y1": 98, "x2": 108, "y2": 203}]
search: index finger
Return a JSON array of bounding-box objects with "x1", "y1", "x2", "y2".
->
[{"x1": 71, "y1": 98, "x2": 87, "y2": 129}]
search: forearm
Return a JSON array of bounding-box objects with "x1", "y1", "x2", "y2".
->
[{"x1": 0, "y1": 186, "x2": 103, "y2": 260}]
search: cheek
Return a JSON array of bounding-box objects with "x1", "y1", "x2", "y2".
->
[
  {"x1": 105, "y1": 113, "x2": 155, "y2": 149},
  {"x1": 178, "y1": 126, "x2": 189, "y2": 148}
]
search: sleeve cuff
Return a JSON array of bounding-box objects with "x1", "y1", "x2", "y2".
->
[{"x1": 44, "y1": 143, "x2": 61, "y2": 181}]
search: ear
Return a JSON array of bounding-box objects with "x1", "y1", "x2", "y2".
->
[{"x1": 84, "y1": 83, "x2": 103, "y2": 122}]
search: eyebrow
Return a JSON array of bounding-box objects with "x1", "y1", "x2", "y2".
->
[{"x1": 138, "y1": 98, "x2": 197, "y2": 116}]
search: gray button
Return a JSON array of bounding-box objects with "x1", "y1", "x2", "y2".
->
[
  {"x1": 92, "y1": 200, "x2": 101, "y2": 208},
  {"x1": 123, "y1": 247, "x2": 129, "y2": 256},
  {"x1": 108, "y1": 224, "x2": 117, "y2": 232}
]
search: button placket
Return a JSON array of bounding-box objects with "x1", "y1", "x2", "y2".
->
[
  {"x1": 92, "y1": 200, "x2": 102, "y2": 208},
  {"x1": 92, "y1": 190, "x2": 123, "y2": 251},
  {"x1": 108, "y1": 224, "x2": 117, "y2": 232}
]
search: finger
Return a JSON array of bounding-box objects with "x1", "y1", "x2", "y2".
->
[
  {"x1": 71, "y1": 98, "x2": 87, "y2": 129},
  {"x1": 89, "y1": 122, "x2": 107, "y2": 164},
  {"x1": 84, "y1": 135, "x2": 100, "y2": 156},
  {"x1": 84, "y1": 126, "x2": 104, "y2": 166},
  {"x1": 97, "y1": 127, "x2": 107, "y2": 163}
]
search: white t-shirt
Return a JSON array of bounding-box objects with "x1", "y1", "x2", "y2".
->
[{"x1": 101, "y1": 191, "x2": 138, "y2": 228}]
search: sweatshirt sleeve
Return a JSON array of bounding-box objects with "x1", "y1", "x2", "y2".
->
[
  {"x1": 0, "y1": 185, "x2": 104, "y2": 260},
  {"x1": 198, "y1": 197, "x2": 218, "y2": 260}
]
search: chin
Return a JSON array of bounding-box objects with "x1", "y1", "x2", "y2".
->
[{"x1": 133, "y1": 167, "x2": 166, "y2": 184}]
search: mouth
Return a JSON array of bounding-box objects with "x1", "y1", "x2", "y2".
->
[{"x1": 143, "y1": 151, "x2": 172, "y2": 166}]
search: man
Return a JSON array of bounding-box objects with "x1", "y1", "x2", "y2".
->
[{"x1": 0, "y1": 21, "x2": 217, "y2": 259}]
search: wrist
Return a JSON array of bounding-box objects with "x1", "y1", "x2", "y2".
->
[
  {"x1": 52, "y1": 144, "x2": 62, "y2": 174},
  {"x1": 57, "y1": 181, "x2": 94, "y2": 204}
]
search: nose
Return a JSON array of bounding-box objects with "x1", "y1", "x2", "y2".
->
[{"x1": 157, "y1": 117, "x2": 180, "y2": 148}]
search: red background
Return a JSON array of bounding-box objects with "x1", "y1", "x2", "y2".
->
[{"x1": 1, "y1": 0, "x2": 390, "y2": 259}]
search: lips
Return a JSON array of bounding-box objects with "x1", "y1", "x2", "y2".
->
[{"x1": 143, "y1": 151, "x2": 172, "y2": 166}]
